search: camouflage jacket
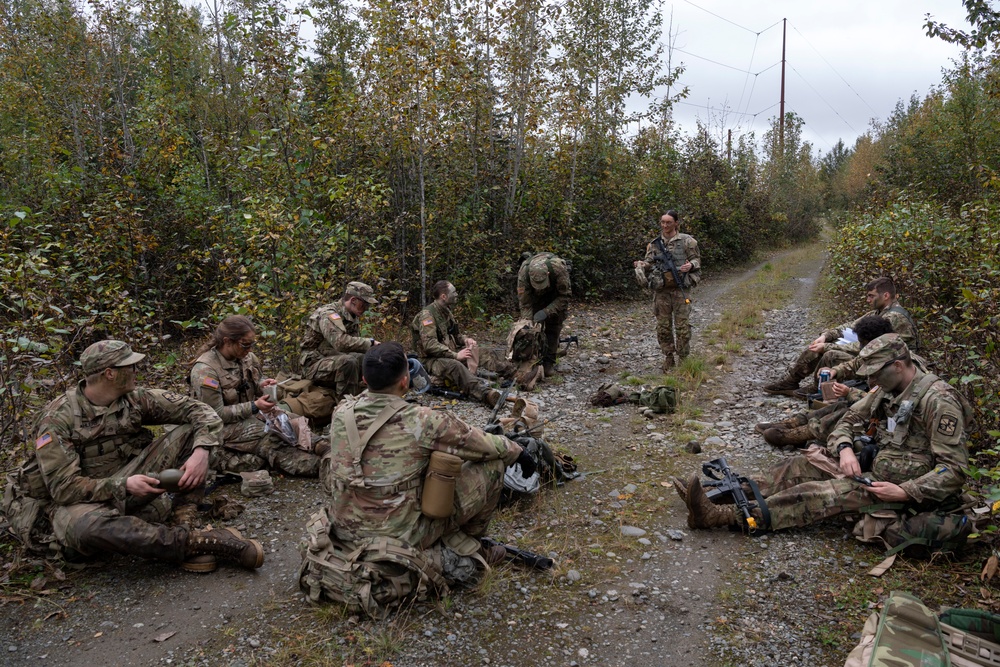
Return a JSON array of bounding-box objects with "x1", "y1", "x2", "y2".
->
[
  {"x1": 189, "y1": 348, "x2": 263, "y2": 424},
  {"x1": 642, "y1": 232, "x2": 701, "y2": 290},
  {"x1": 31, "y1": 383, "x2": 221, "y2": 506},
  {"x1": 823, "y1": 300, "x2": 919, "y2": 352},
  {"x1": 411, "y1": 301, "x2": 466, "y2": 361},
  {"x1": 827, "y1": 369, "x2": 971, "y2": 506},
  {"x1": 323, "y1": 392, "x2": 521, "y2": 547},
  {"x1": 299, "y1": 301, "x2": 373, "y2": 360},
  {"x1": 832, "y1": 350, "x2": 929, "y2": 384},
  {"x1": 517, "y1": 252, "x2": 572, "y2": 320}
]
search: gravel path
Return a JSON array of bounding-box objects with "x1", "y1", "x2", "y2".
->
[{"x1": 1, "y1": 245, "x2": 868, "y2": 667}]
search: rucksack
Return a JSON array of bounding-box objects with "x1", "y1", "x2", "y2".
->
[
  {"x1": 298, "y1": 508, "x2": 448, "y2": 618},
  {"x1": 506, "y1": 319, "x2": 544, "y2": 363},
  {"x1": 638, "y1": 385, "x2": 677, "y2": 414},
  {"x1": 854, "y1": 499, "x2": 983, "y2": 558}
]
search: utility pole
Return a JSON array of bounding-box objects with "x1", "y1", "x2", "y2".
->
[
  {"x1": 779, "y1": 18, "x2": 786, "y2": 156},
  {"x1": 727, "y1": 129, "x2": 732, "y2": 163}
]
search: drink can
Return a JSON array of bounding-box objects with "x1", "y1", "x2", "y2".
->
[{"x1": 818, "y1": 370, "x2": 831, "y2": 391}]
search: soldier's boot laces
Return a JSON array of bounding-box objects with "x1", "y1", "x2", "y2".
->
[
  {"x1": 685, "y1": 474, "x2": 739, "y2": 530},
  {"x1": 172, "y1": 503, "x2": 216, "y2": 573},
  {"x1": 762, "y1": 375, "x2": 801, "y2": 396},
  {"x1": 187, "y1": 527, "x2": 264, "y2": 569},
  {"x1": 762, "y1": 424, "x2": 813, "y2": 448}
]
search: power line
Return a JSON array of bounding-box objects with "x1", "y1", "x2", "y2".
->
[
  {"x1": 681, "y1": 0, "x2": 782, "y2": 37},
  {"x1": 789, "y1": 22, "x2": 878, "y2": 116},
  {"x1": 676, "y1": 99, "x2": 779, "y2": 119},
  {"x1": 674, "y1": 47, "x2": 779, "y2": 76},
  {"x1": 788, "y1": 64, "x2": 857, "y2": 134}
]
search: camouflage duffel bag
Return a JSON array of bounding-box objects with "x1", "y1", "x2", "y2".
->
[
  {"x1": 298, "y1": 508, "x2": 448, "y2": 618},
  {"x1": 638, "y1": 385, "x2": 677, "y2": 414}
]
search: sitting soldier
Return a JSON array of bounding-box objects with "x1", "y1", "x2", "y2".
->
[
  {"x1": 411, "y1": 280, "x2": 501, "y2": 408},
  {"x1": 308, "y1": 343, "x2": 534, "y2": 609},
  {"x1": 298, "y1": 281, "x2": 380, "y2": 403},
  {"x1": 763, "y1": 276, "x2": 919, "y2": 398},
  {"x1": 2, "y1": 340, "x2": 263, "y2": 572},
  {"x1": 678, "y1": 335, "x2": 972, "y2": 535}
]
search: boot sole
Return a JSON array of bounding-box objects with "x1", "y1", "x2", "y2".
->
[
  {"x1": 762, "y1": 387, "x2": 799, "y2": 396},
  {"x1": 244, "y1": 539, "x2": 265, "y2": 569},
  {"x1": 181, "y1": 554, "x2": 218, "y2": 573}
]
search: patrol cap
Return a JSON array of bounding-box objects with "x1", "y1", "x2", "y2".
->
[
  {"x1": 80, "y1": 340, "x2": 146, "y2": 374},
  {"x1": 345, "y1": 281, "x2": 378, "y2": 304},
  {"x1": 856, "y1": 333, "x2": 910, "y2": 377},
  {"x1": 528, "y1": 256, "x2": 550, "y2": 289}
]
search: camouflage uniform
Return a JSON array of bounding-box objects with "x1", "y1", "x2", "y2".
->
[
  {"x1": 754, "y1": 337, "x2": 969, "y2": 531},
  {"x1": 322, "y1": 392, "x2": 522, "y2": 556},
  {"x1": 6, "y1": 380, "x2": 222, "y2": 562},
  {"x1": 517, "y1": 253, "x2": 572, "y2": 372},
  {"x1": 190, "y1": 348, "x2": 320, "y2": 477},
  {"x1": 642, "y1": 231, "x2": 700, "y2": 362},
  {"x1": 411, "y1": 301, "x2": 494, "y2": 406},
  {"x1": 782, "y1": 300, "x2": 919, "y2": 385},
  {"x1": 299, "y1": 284, "x2": 377, "y2": 401}
]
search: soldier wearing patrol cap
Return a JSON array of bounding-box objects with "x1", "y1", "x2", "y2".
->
[
  {"x1": 1, "y1": 340, "x2": 264, "y2": 572},
  {"x1": 516, "y1": 252, "x2": 571, "y2": 377},
  {"x1": 676, "y1": 334, "x2": 973, "y2": 533},
  {"x1": 299, "y1": 281, "x2": 380, "y2": 403}
]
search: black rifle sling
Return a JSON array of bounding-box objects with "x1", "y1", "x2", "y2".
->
[
  {"x1": 744, "y1": 477, "x2": 771, "y2": 531},
  {"x1": 653, "y1": 236, "x2": 685, "y2": 289}
]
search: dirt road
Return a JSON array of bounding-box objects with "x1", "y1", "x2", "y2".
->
[{"x1": 2, "y1": 243, "x2": 866, "y2": 667}]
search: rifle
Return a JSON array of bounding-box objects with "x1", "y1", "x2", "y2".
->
[
  {"x1": 480, "y1": 537, "x2": 553, "y2": 570},
  {"x1": 428, "y1": 386, "x2": 464, "y2": 400},
  {"x1": 559, "y1": 335, "x2": 579, "y2": 355},
  {"x1": 486, "y1": 380, "x2": 516, "y2": 426},
  {"x1": 652, "y1": 237, "x2": 691, "y2": 305},
  {"x1": 701, "y1": 457, "x2": 770, "y2": 533}
]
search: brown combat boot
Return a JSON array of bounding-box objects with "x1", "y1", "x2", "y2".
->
[
  {"x1": 542, "y1": 361, "x2": 557, "y2": 378},
  {"x1": 762, "y1": 424, "x2": 814, "y2": 448},
  {"x1": 478, "y1": 541, "x2": 508, "y2": 566},
  {"x1": 483, "y1": 388, "x2": 502, "y2": 409},
  {"x1": 186, "y1": 527, "x2": 264, "y2": 569},
  {"x1": 685, "y1": 474, "x2": 740, "y2": 530},
  {"x1": 671, "y1": 476, "x2": 690, "y2": 503},
  {"x1": 170, "y1": 500, "x2": 216, "y2": 573},
  {"x1": 754, "y1": 412, "x2": 807, "y2": 434},
  {"x1": 762, "y1": 375, "x2": 801, "y2": 396},
  {"x1": 661, "y1": 355, "x2": 675, "y2": 373}
]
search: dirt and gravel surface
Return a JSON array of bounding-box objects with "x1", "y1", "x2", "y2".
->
[{"x1": 1, "y1": 243, "x2": 914, "y2": 667}]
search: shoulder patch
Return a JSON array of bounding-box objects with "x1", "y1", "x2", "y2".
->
[
  {"x1": 937, "y1": 414, "x2": 959, "y2": 437},
  {"x1": 35, "y1": 433, "x2": 53, "y2": 449},
  {"x1": 161, "y1": 391, "x2": 187, "y2": 404},
  {"x1": 328, "y1": 313, "x2": 341, "y2": 321},
  {"x1": 422, "y1": 318, "x2": 434, "y2": 327},
  {"x1": 202, "y1": 377, "x2": 220, "y2": 389}
]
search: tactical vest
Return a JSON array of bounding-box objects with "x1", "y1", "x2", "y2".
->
[
  {"x1": 883, "y1": 303, "x2": 921, "y2": 351},
  {"x1": 65, "y1": 387, "x2": 154, "y2": 478},
  {"x1": 200, "y1": 350, "x2": 259, "y2": 405},
  {"x1": 867, "y1": 373, "x2": 942, "y2": 485},
  {"x1": 651, "y1": 234, "x2": 695, "y2": 288}
]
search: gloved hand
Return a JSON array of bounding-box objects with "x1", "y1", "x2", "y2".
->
[
  {"x1": 532, "y1": 310, "x2": 547, "y2": 323},
  {"x1": 514, "y1": 450, "x2": 537, "y2": 478}
]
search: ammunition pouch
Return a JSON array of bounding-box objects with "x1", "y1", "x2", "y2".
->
[
  {"x1": 421, "y1": 451, "x2": 463, "y2": 520},
  {"x1": 858, "y1": 442, "x2": 880, "y2": 473},
  {"x1": 77, "y1": 429, "x2": 154, "y2": 478}
]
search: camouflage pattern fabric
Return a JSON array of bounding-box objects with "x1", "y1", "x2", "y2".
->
[
  {"x1": 821, "y1": 299, "x2": 919, "y2": 353},
  {"x1": 517, "y1": 253, "x2": 571, "y2": 367},
  {"x1": 190, "y1": 348, "x2": 320, "y2": 477},
  {"x1": 843, "y1": 591, "x2": 948, "y2": 667},
  {"x1": 643, "y1": 232, "x2": 700, "y2": 359},
  {"x1": 425, "y1": 357, "x2": 492, "y2": 403},
  {"x1": 411, "y1": 301, "x2": 467, "y2": 360},
  {"x1": 298, "y1": 300, "x2": 373, "y2": 398},
  {"x1": 7, "y1": 385, "x2": 223, "y2": 561},
  {"x1": 322, "y1": 392, "x2": 522, "y2": 555}
]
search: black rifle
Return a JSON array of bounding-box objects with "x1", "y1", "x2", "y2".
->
[
  {"x1": 486, "y1": 380, "x2": 516, "y2": 426},
  {"x1": 428, "y1": 386, "x2": 464, "y2": 400},
  {"x1": 701, "y1": 457, "x2": 770, "y2": 533},
  {"x1": 480, "y1": 537, "x2": 553, "y2": 570},
  {"x1": 652, "y1": 237, "x2": 691, "y2": 304},
  {"x1": 559, "y1": 335, "x2": 579, "y2": 355}
]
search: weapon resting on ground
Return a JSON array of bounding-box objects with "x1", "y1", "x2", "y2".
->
[
  {"x1": 701, "y1": 457, "x2": 770, "y2": 532},
  {"x1": 480, "y1": 537, "x2": 553, "y2": 570},
  {"x1": 558, "y1": 335, "x2": 579, "y2": 355}
]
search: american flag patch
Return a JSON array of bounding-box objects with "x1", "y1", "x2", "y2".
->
[
  {"x1": 35, "y1": 433, "x2": 52, "y2": 449},
  {"x1": 422, "y1": 318, "x2": 434, "y2": 326},
  {"x1": 202, "y1": 377, "x2": 220, "y2": 389},
  {"x1": 328, "y1": 313, "x2": 341, "y2": 321}
]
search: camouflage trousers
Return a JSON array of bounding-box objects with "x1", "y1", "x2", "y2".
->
[
  {"x1": 540, "y1": 313, "x2": 565, "y2": 368},
  {"x1": 787, "y1": 344, "x2": 856, "y2": 382},
  {"x1": 653, "y1": 288, "x2": 691, "y2": 358},
  {"x1": 216, "y1": 416, "x2": 320, "y2": 477},
  {"x1": 806, "y1": 400, "x2": 851, "y2": 440},
  {"x1": 302, "y1": 352, "x2": 364, "y2": 402},
  {"x1": 415, "y1": 459, "x2": 507, "y2": 553},
  {"x1": 49, "y1": 425, "x2": 210, "y2": 562},
  {"x1": 425, "y1": 357, "x2": 490, "y2": 403},
  {"x1": 754, "y1": 454, "x2": 877, "y2": 531}
]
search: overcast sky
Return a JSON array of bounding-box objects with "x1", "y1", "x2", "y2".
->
[{"x1": 654, "y1": 0, "x2": 973, "y2": 154}]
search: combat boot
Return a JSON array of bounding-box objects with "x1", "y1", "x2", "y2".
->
[
  {"x1": 170, "y1": 501, "x2": 215, "y2": 573},
  {"x1": 670, "y1": 475, "x2": 690, "y2": 503},
  {"x1": 478, "y1": 540, "x2": 508, "y2": 566},
  {"x1": 762, "y1": 375, "x2": 801, "y2": 396},
  {"x1": 542, "y1": 361, "x2": 557, "y2": 378},
  {"x1": 754, "y1": 412, "x2": 807, "y2": 434},
  {"x1": 661, "y1": 355, "x2": 675, "y2": 373},
  {"x1": 186, "y1": 527, "x2": 264, "y2": 569},
  {"x1": 685, "y1": 474, "x2": 740, "y2": 530},
  {"x1": 762, "y1": 424, "x2": 813, "y2": 448},
  {"x1": 483, "y1": 388, "x2": 502, "y2": 409}
]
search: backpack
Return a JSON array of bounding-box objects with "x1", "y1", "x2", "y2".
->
[
  {"x1": 854, "y1": 499, "x2": 983, "y2": 558},
  {"x1": 298, "y1": 508, "x2": 448, "y2": 618},
  {"x1": 638, "y1": 385, "x2": 677, "y2": 414},
  {"x1": 506, "y1": 319, "x2": 544, "y2": 363},
  {"x1": 589, "y1": 382, "x2": 640, "y2": 407}
]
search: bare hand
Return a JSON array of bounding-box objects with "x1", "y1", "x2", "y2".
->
[
  {"x1": 838, "y1": 448, "x2": 862, "y2": 477},
  {"x1": 255, "y1": 395, "x2": 276, "y2": 412},
  {"x1": 465, "y1": 338, "x2": 477, "y2": 348},
  {"x1": 808, "y1": 340, "x2": 827, "y2": 353},
  {"x1": 178, "y1": 447, "x2": 210, "y2": 490},
  {"x1": 679, "y1": 261, "x2": 692, "y2": 273},
  {"x1": 259, "y1": 378, "x2": 278, "y2": 388},
  {"x1": 831, "y1": 382, "x2": 851, "y2": 398},
  {"x1": 868, "y1": 481, "x2": 909, "y2": 502},
  {"x1": 456, "y1": 348, "x2": 473, "y2": 362},
  {"x1": 126, "y1": 474, "x2": 165, "y2": 498},
  {"x1": 633, "y1": 260, "x2": 649, "y2": 269}
]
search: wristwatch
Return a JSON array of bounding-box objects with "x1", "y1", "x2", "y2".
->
[
  {"x1": 837, "y1": 442, "x2": 853, "y2": 454},
  {"x1": 251, "y1": 403, "x2": 260, "y2": 415}
]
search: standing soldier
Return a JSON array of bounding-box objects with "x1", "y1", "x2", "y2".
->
[
  {"x1": 2, "y1": 340, "x2": 263, "y2": 572},
  {"x1": 411, "y1": 280, "x2": 501, "y2": 408},
  {"x1": 517, "y1": 252, "x2": 572, "y2": 377},
  {"x1": 633, "y1": 209, "x2": 701, "y2": 372},
  {"x1": 298, "y1": 281, "x2": 380, "y2": 403}
]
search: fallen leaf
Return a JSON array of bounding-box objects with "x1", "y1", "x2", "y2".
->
[
  {"x1": 93, "y1": 632, "x2": 102, "y2": 638},
  {"x1": 982, "y1": 555, "x2": 998, "y2": 582},
  {"x1": 153, "y1": 631, "x2": 176, "y2": 643}
]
